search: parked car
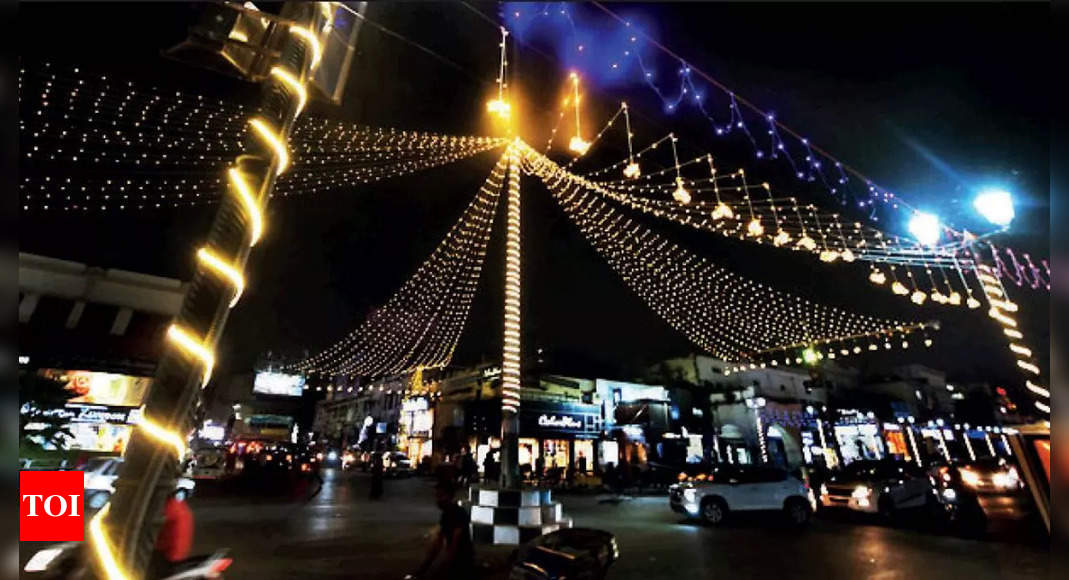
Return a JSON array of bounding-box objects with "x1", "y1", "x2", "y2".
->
[
  {"x1": 192, "y1": 447, "x2": 228, "y2": 479},
  {"x1": 81, "y1": 457, "x2": 195, "y2": 509},
  {"x1": 509, "y1": 528, "x2": 618, "y2": 580},
  {"x1": 929, "y1": 457, "x2": 1028, "y2": 526},
  {"x1": 819, "y1": 460, "x2": 932, "y2": 518},
  {"x1": 669, "y1": 465, "x2": 814, "y2": 526},
  {"x1": 383, "y1": 451, "x2": 414, "y2": 477}
]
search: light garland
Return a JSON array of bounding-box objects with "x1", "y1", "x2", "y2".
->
[
  {"x1": 502, "y1": 142, "x2": 523, "y2": 414},
  {"x1": 522, "y1": 143, "x2": 924, "y2": 364},
  {"x1": 291, "y1": 151, "x2": 509, "y2": 376}
]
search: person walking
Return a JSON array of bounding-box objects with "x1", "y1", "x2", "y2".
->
[
  {"x1": 460, "y1": 447, "x2": 477, "y2": 487},
  {"x1": 411, "y1": 480, "x2": 475, "y2": 579},
  {"x1": 369, "y1": 448, "x2": 385, "y2": 500}
]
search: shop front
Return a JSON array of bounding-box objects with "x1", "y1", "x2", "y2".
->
[
  {"x1": 399, "y1": 397, "x2": 434, "y2": 462},
  {"x1": 834, "y1": 410, "x2": 886, "y2": 465},
  {"x1": 23, "y1": 368, "x2": 150, "y2": 454},
  {"x1": 465, "y1": 400, "x2": 602, "y2": 478}
]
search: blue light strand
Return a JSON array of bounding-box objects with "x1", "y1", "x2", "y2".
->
[{"x1": 502, "y1": 1, "x2": 955, "y2": 238}]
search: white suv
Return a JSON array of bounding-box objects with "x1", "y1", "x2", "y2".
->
[{"x1": 669, "y1": 465, "x2": 815, "y2": 526}]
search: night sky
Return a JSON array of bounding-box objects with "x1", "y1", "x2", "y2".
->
[{"x1": 18, "y1": 3, "x2": 1049, "y2": 395}]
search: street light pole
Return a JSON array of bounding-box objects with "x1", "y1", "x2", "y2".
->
[{"x1": 90, "y1": 4, "x2": 331, "y2": 578}]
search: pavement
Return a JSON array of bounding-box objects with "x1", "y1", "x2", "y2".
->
[{"x1": 181, "y1": 469, "x2": 1050, "y2": 580}]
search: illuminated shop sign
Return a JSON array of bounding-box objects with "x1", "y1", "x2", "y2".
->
[
  {"x1": 22, "y1": 402, "x2": 141, "y2": 425},
  {"x1": 537, "y1": 414, "x2": 583, "y2": 430}
]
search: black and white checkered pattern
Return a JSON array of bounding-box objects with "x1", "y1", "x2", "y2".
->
[{"x1": 466, "y1": 486, "x2": 572, "y2": 545}]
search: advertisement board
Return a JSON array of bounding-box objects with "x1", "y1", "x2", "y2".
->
[
  {"x1": 253, "y1": 372, "x2": 306, "y2": 397},
  {"x1": 39, "y1": 369, "x2": 150, "y2": 407}
]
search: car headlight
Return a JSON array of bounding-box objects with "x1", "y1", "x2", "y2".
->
[
  {"x1": 960, "y1": 469, "x2": 981, "y2": 488},
  {"x1": 327, "y1": 451, "x2": 338, "y2": 461},
  {"x1": 941, "y1": 488, "x2": 958, "y2": 502},
  {"x1": 992, "y1": 468, "x2": 1019, "y2": 489},
  {"x1": 24, "y1": 546, "x2": 67, "y2": 572},
  {"x1": 851, "y1": 485, "x2": 872, "y2": 500}
]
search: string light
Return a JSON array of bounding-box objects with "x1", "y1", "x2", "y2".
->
[
  {"x1": 486, "y1": 26, "x2": 512, "y2": 120},
  {"x1": 621, "y1": 102, "x2": 640, "y2": 179},
  {"x1": 166, "y1": 325, "x2": 215, "y2": 388},
  {"x1": 567, "y1": 72, "x2": 591, "y2": 155},
  {"x1": 89, "y1": 505, "x2": 129, "y2": 580},
  {"x1": 195, "y1": 248, "x2": 245, "y2": 307},
  {"x1": 137, "y1": 413, "x2": 188, "y2": 458},
  {"x1": 247, "y1": 118, "x2": 290, "y2": 175},
  {"x1": 502, "y1": 143, "x2": 523, "y2": 414}
]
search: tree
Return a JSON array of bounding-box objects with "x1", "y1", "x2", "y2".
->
[{"x1": 19, "y1": 371, "x2": 76, "y2": 455}]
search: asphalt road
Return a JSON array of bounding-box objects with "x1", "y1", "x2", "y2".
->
[{"x1": 181, "y1": 469, "x2": 1049, "y2": 580}]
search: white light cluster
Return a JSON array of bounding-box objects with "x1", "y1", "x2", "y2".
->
[
  {"x1": 521, "y1": 143, "x2": 918, "y2": 364},
  {"x1": 291, "y1": 152, "x2": 510, "y2": 377}
]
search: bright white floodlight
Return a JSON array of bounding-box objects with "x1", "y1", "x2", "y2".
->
[
  {"x1": 973, "y1": 189, "x2": 1014, "y2": 227},
  {"x1": 908, "y1": 211, "x2": 941, "y2": 246}
]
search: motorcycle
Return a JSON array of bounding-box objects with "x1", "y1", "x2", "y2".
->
[{"x1": 24, "y1": 542, "x2": 233, "y2": 579}]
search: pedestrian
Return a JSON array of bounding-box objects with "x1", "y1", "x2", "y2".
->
[
  {"x1": 460, "y1": 447, "x2": 477, "y2": 487},
  {"x1": 411, "y1": 480, "x2": 475, "y2": 579},
  {"x1": 577, "y1": 452, "x2": 588, "y2": 476},
  {"x1": 148, "y1": 490, "x2": 194, "y2": 578},
  {"x1": 534, "y1": 454, "x2": 545, "y2": 482},
  {"x1": 482, "y1": 450, "x2": 494, "y2": 483},
  {"x1": 369, "y1": 449, "x2": 384, "y2": 500}
]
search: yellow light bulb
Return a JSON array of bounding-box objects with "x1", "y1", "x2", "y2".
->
[
  {"x1": 911, "y1": 290, "x2": 927, "y2": 304},
  {"x1": 773, "y1": 229, "x2": 791, "y2": 246},
  {"x1": 819, "y1": 250, "x2": 839, "y2": 262},
  {"x1": 747, "y1": 218, "x2": 764, "y2": 237},
  {"x1": 568, "y1": 135, "x2": 591, "y2": 156},
  {"x1": 673, "y1": 177, "x2": 691, "y2": 204},
  {"x1": 891, "y1": 281, "x2": 909, "y2": 295},
  {"x1": 623, "y1": 162, "x2": 641, "y2": 179},
  {"x1": 948, "y1": 291, "x2": 962, "y2": 305},
  {"x1": 711, "y1": 203, "x2": 734, "y2": 220},
  {"x1": 486, "y1": 98, "x2": 512, "y2": 119},
  {"x1": 840, "y1": 249, "x2": 856, "y2": 262},
  {"x1": 869, "y1": 270, "x2": 887, "y2": 285},
  {"x1": 797, "y1": 235, "x2": 816, "y2": 251},
  {"x1": 966, "y1": 296, "x2": 981, "y2": 309}
]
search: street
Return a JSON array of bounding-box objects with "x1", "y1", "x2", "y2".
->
[{"x1": 186, "y1": 470, "x2": 1049, "y2": 580}]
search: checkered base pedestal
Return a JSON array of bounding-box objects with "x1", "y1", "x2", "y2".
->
[{"x1": 466, "y1": 486, "x2": 573, "y2": 545}]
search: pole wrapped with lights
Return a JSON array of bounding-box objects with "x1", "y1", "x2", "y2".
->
[{"x1": 91, "y1": 4, "x2": 335, "y2": 579}]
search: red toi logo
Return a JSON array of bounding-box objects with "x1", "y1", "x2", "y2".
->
[{"x1": 20, "y1": 471, "x2": 85, "y2": 541}]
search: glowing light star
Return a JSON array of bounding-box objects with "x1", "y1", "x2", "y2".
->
[
  {"x1": 819, "y1": 250, "x2": 839, "y2": 262},
  {"x1": 746, "y1": 218, "x2": 764, "y2": 237},
  {"x1": 973, "y1": 188, "x2": 1014, "y2": 227},
  {"x1": 840, "y1": 249, "x2": 856, "y2": 262},
  {"x1": 931, "y1": 291, "x2": 947, "y2": 304},
  {"x1": 966, "y1": 296, "x2": 982, "y2": 309},
  {"x1": 773, "y1": 230, "x2": 791, "y2": 246},
  {"x1": 796, "y1": 235, "x2": 817, "y2": 251},
  {"x1": 948, "y1": 291, "x2": 962, "y2": 305},
  {"x1": 712, "y1": 203, "x2": 734, "y2": 220},
  {"x1": 623, "y1": 162, "x2": 641, "y2": 179},
  {"x1": 911, "y1": 290, "x2": 927, "y2": 305},
  {"x1": 802, "y1": 348, "x2": 818, "y2": 365},
  {"x1": 568, "y1": 135, "x2": 591, "y2": 156},
  {"x1": 486, "y1": 98, "x2": 512, "y2": 119},
  {"x1": 891, "y1": 281, "x2": 909, "y2": 295},
  {"x1": 907, "y1": 211, "x2": 941, "y2": 246},
  {"x1": 672, "y1": 178, "x2": 692, "y2": 205},
  {"x1": 869, "y1": 270, "x2": 887, "y2": 285}
]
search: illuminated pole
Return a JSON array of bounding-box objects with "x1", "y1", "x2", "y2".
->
[
  {"x1": 91, "y1": 4, "x2": 332, "y2": 578},
  {"x1": 500, "y1": 142, "x2": 523, "y2": 488}
]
